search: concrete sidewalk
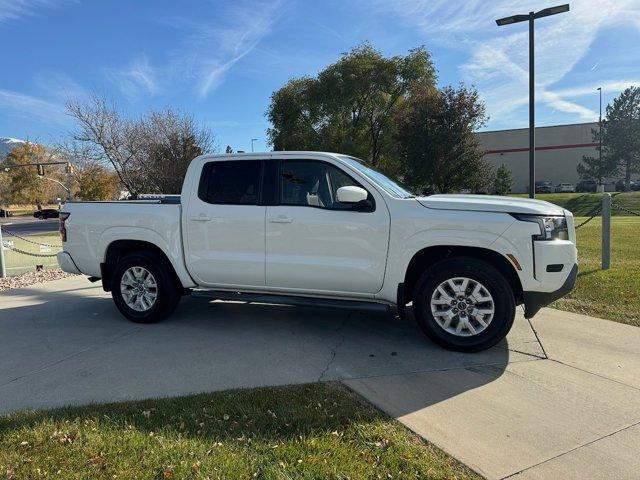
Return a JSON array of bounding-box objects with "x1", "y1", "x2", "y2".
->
[
  {"x1": 1, "y1": 276, "x2": 639, "y2": 479},
  {"x1": 346, "y1": 309, "x2": 640, "y2": 479}
]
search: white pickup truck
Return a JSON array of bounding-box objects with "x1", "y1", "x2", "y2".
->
[{"x1": 57, "y1": 152, "x2": 578, "y2": 352}]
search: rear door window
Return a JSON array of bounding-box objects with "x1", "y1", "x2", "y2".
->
[{"x1": 198, "y1": 160, "x2": 262, "y2": 205}]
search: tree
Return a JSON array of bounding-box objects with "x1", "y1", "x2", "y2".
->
[
  {"x1": 225, "y1": 145, "x2": 233, "y2": 153},
  {"x1": 599, "y1": 86, "x2": 640, "y2": 191},
  {"x1": 1, "y1": 142, "x2": 64, "y2": 204},
  {"x1": 394, "y1": 85, "x2": 492, "y2": 193},
  {"x1": 267, "y1": 44, "x2": 436, "y2": 168},
  {"x1": 74, "y1": 163, "x2": 118, "y2": 200},
  {"x1": 137, "y1": 109, "x2": 212, "y2": 194},
  {"x1": 494, "y1": 164, "x2": 513, "y2": 195},
  {"x1": 577, "y1": 127, "x2": 618, "y2": 185},
  {"x1": 58, "y1": 142, "x2": 119, "y2": 200},
  {"x1": 577, "y1": 155, "x2": 612, "y2": 187},
  {"x1": 68, "y1": 97, "x2": 215, "y2": 196}
]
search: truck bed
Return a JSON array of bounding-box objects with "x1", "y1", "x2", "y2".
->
[{"x1": 61, "y1": 200, "x2": 186, "y2": 281}]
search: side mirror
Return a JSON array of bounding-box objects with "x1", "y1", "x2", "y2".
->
[{"x1": 336, "y1": 186, "x2": 368, "y2": 204}]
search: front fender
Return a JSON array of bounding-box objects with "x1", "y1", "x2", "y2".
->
[{"x1": 376, "y1": 212, "x2": 515, "y2": 303}]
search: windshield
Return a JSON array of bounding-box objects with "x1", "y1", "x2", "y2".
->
[{"x1": 338, "y1": 155, "x2": 414, "y2": 199}]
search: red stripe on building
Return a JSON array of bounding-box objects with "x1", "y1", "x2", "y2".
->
[{"x1": 484, "y1": 142, "x2": 598, "y2": 155}]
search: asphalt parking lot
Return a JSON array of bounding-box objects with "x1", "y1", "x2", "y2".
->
[
  {"x1": 0, "y1": 217, "x2": 59, "y2": 234},
  {"x1": 2, "y1": 276, "x2": 639, "y2": 479}
]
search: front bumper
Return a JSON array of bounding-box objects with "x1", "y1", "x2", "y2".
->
[
  {"x1": 57, "y1": 251, "x2": 81, "y2": 275},
  {"x1": 523, "y1": 263, "x2": 578, "y2": 318}
]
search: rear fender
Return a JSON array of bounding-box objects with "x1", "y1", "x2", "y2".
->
[{"x1": 98, "y1": 226, "x2": 196, "y2": 289}]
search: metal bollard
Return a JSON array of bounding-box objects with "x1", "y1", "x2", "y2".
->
[
  {"x1": 0, "y1": 227, "x2": 5, "y2": 278},
  {"x1": 602, "y1": 193, "x2": 611, "y2": 270}
]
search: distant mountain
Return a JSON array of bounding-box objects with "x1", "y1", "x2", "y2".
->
[{"x1": 0, "y1": 137, "x2": 26, "y2": 159}]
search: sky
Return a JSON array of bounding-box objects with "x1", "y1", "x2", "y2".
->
[{"x1": 1, "y1": 0, "x2": 639, "y2": 152}]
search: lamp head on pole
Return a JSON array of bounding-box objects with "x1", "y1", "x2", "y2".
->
[
  {"x1": 496, "y1": 4, "x2": 569, "y2": 26},
  {"x1": 495, "y1": 14, "x2": 529, "y2": 26},
  {"x1": 535, "y1": 4, "x2": 570, "y2": 19}
]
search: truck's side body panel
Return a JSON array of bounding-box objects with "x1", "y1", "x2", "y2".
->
[
  {"x1": 183, "y1": 204, "x2": 267, "y2": 287},
  {"x1": 375, "y1": 202, "x2": 516, "y2": 303},
  {"x1": 265, "y1": 204, "x2": 390, "y2": 294},
  {"x1": 61, "y1": 202, "x2": 196, "y2": 288},
  {"x1": 181, "y1": 154, "x2": 269, "y2": 288},
  {"x1": 263, "y1": 154, "x2": 391, "y2": 295}
]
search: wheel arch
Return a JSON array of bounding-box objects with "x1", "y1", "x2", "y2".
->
[
  {"x1": 403, "y1": 245, "x2": 523, "y2": 306},
  {"x1": 101, "y1": 240, "x2": 185, "y2": 293}
]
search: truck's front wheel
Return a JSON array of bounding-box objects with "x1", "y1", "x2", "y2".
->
[
  {"x1": 111, "y1": 251, "x2": 181, "y2": 323},
  {"x1": 412, "y1": 257, "x2": 515, "y2": 352}
]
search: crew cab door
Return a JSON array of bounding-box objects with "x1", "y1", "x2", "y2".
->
[
  {"x1": 184, "y1": 158, "x2": 266, "y2": 287},
  {"x1": 265, "y1": 158, "x2": 390, "y2": 294}
]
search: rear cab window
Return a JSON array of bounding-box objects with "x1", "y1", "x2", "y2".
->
[{"x1": 198, "y1": 160, "x2": 262, "y2": 205}]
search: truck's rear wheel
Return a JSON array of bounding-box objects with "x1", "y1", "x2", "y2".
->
[
  {"x1": 110, "y1": 251, "x2": 181, "y2": 323},
  {"x1": 412, "y1": 257, "x2": 515, "y2": 352}
]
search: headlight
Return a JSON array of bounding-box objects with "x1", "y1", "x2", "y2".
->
[{"x1": 511, "y1": 214, "x2": 569, "y2": 241}]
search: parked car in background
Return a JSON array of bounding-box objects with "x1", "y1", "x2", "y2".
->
[
  {"x1": 0, "y1": 208, "x2": 13, "y2": 217},
  {"x1": 615, "y1": 179, "x2": 640, "y2": 192},
  {"x1": 535, "y1": 181, "x2": 554, "y2": 194},
  {"x1": 34, "y1": 208, "x2": 59, "y2": 220},
  {"x1": 58, "y1": 151, "x2": 578, "y2": 353},
  {"x1": 576, "y1": 180, "x2": 598, "y2": 193},
  {"x1": 555, "y1": 183, "x2": 575, "y2": 193}
]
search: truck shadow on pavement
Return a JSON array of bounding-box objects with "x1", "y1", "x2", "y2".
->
[{"x1": 0, "y1": 282, "x2": 539, "y2": 416}]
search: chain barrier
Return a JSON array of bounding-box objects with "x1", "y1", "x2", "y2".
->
[
  {"x1": 0, "y1": 228, "x2": 62, "y2": 247},
  {"x1": 611, "y1": 202, "x2": 640, "y2": 217},
  {"x1": 573, "y1": 201, "x2": 639, "y2": 231},
  {"x1": 574, "y1": 206, "x2": 602, "y2": 230}
]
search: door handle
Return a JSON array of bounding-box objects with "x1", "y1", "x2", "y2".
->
[
  {"x1": 190, "y1": 213, "x2": 211, "y2": 222},
  {"x1": 268, "y1": 215, "x2": 293, "y2": 224}
]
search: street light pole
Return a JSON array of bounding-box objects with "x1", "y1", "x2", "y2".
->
[
  {"x1": 496, "y1": 4, "x2": 570, "y2": 199},
  {"x1": 528, "y1": 11, "x2": 535, "y2": 199},
  {"x1": 251, "y1": 138, "x2": 258, "y2": 153},
  {"x1": 38, "y1": 176, "x2": 72, "y2": 200},
  {"x1": 597, "y1": 86, "x2": 602, "y2": 189}
]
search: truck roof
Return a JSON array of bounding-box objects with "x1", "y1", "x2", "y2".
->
[{"x1": 198, "y1": 151, "x2": 346, "y2": 160}]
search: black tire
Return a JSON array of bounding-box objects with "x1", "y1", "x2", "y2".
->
[
  {"x1": 412, "y1": 257, "x2": 515, "y2": 352},
  {"x1": 110, "y1": 251, "x2": 181, "y2": 323}
]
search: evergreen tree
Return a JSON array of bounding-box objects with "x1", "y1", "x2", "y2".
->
[{"x1": 494, "y1": 164, "x2": 513, "y2": 195}]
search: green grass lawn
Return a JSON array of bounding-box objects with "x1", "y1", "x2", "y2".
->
[
  {"x1": 1, "y1": 232, "x2": 62, "y2": 276},
  {"x1": 511, "y1": 191, "x2": 640, "y2": 216},
  {"x1": 552, "y1": 216, "x2": 640, "y2": 326},
  {"x1": 0, "y1": 382, "x2": 478, "y2": 480}
]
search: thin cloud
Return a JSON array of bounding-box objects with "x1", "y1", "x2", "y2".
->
[
  {"x1": 111, "y1": 1, "x2": 284, "y2": 100},
  {"x1": 33, "y1": 72, "x2": 88, "y2": 103},
  {"x1": 180, "y1": 1, "x2": 284, "y2": 98},
  {"x1": 0, "y1": 0, "x2": 71, "y2": 23},
  {"x1": 0, "y1": 88, "x2": 69, "y2": 125},
  {"x1": 552, "y1": 80, "x2": 640, "y2": 99},
  {"x1": 539, "y1": 91, "x2": 596, "y2": 120},
  {"x1": 105, "y1": 56, "x2": 159, "y2": 99}
]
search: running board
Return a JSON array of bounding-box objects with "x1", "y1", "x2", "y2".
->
[{"x1": 191, "y1": 289, "x2": 392, "y2": 313}]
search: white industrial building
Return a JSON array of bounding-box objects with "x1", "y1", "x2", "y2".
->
[{"x1": 477, "y1": 122, "x2": 610, "y2": 193}]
